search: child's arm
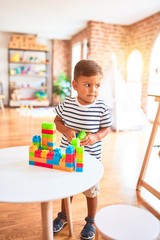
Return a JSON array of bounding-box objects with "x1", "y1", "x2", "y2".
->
[
  {"x1": 54, "y1": 115, "x2": 77, "y2": 142},
  {"x1": 80, "y1": 127, "x2": 110, "y2": 146}
]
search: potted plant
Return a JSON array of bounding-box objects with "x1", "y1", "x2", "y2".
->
[{"x1": 52, "y1": 72, "x2": 71, "y2": 106}]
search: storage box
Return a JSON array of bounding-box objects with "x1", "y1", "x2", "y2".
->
[
  {"x1": 11, "y1": 35, "x2": 24, "y2": 43},
  {"x1": 19, "y1": 42, "x2": 29, "y2": 50},
  {"x1": 29, "y1": 43, "x2": 39, "y2": 50},
  {"x1": 39, "y1": 45, "x2": 48, "y2": 51},
  {"x1": 8, "y1": 42, "x2": 19, "y2": 49},
  {"x1": 24, "y1": 35, "x2": 36, "y2": 44}
]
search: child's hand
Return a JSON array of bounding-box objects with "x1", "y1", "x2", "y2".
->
[
  {"x1": 65, "y1": 128, "x2": 77, "y2": 143},
  {"x1": 80, "y1": 133, "x2": 98, "y2": 146}
]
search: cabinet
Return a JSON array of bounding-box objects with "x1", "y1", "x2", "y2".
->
[{"x1": 8, "y1": 49, "x2": 50, "y2": 107}]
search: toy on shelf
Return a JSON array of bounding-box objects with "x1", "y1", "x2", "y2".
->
[
  {"x1": 10, "y1": 52, "x2": 20, "y2": 62},
  {"x1": 29, "y1": 122, "x2": 86, "y2": 172},
  {"x1": 34, "y1": 91, "x2": 47, "y2": 100}
]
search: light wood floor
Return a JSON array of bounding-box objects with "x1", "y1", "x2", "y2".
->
[{"x1": 0, "y1": 108, "x2": 159, "y2": 240}]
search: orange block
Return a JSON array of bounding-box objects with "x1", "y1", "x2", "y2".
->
[{"x1": 35, "y1": 157, "x2": 46, "y2": 163}]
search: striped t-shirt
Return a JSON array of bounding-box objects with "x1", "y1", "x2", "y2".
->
[{"x1": 55, "y1": 97, "x2": 112, "y2": 160}]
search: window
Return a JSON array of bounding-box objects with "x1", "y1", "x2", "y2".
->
[{"x1": 147, "y1": 34, "x2": 160, "y2": 121}]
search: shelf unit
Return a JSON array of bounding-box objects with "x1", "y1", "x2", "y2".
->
[{"x1": 8, "y1": 48, "x2": 50, "y2": 107}]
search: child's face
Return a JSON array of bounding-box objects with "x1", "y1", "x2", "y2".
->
[{"x1": 72, "y1": 75, "x2": 102, "y2": 105}]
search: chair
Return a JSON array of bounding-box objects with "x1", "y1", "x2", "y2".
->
[
  {"x1": 95, "y1": 204, "x2": 160, "y2": 240},
  {"x1": 0, "y1": 95, "x2": 5, "y2": 112}
]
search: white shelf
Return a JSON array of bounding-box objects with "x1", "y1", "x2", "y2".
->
[{"x1": 9, "y1": 49, "x2": 50, "y2": 107}]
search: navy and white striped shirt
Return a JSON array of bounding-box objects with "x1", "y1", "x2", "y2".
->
[{"x1": 55, "y1": 97, "x2": 112, "y2": 160}]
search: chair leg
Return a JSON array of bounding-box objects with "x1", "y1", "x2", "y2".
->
[{"x1": 64, "y1": 197, "x2": 73, "y2": 236}]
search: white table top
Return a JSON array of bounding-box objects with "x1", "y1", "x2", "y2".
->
[{"x1": 0, "y1": 146, "x2": 104, "y2": 203}]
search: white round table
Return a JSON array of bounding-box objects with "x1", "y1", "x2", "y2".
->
[
  {"x1": 0, "y1": 146, "x2": 104, "y2": 240},
  {"x1": 95, "y1": 204, "x2": 160, "y2": 240}
]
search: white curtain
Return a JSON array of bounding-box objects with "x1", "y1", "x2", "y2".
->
[{"x1": 99, "y1": 58, "x2": 148, "y2": 131}]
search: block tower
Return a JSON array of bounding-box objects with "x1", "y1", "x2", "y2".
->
[
  {"x1": 29, "y1": 122, "x2": 85, "y2": 172},
  {"x1": 41, "y1": 122, "x2": 56, "y2": 150}
]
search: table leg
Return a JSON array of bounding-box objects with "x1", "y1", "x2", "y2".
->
[
  {"x1": 41, "y1": 201, "x2": 53, "y2": 240},
  {"x1": 64, "y1": 197, "x2": 73, "y2": 236}
]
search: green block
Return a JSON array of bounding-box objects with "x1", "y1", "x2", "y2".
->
[
  {"x1": 47, "y1": 135, "x2": 56, "y2": 140},
  {"x1": 41, "y1": 146, "x2": 48, "y2": 150},
  {"x1": 47, "y1": 122, "x2": 56, "y2": 130},
  {"x1": 76, "y1": 158, "x2": 83, "y2": 163},
  {"x1": 33, "y1": 142, "x2": 41, "y2": 147},
  {"x1": 78, "y1": 131, "x2": 86, "y2": 140},
  {"x1": 71, "y1": 138, "x2": 80, "y2": 148},
  {"x1": 29, "y1": 152, "x2": 34, "y2": 157},
  {"x1": 76, "y1": 146, "x2": 84, "y2": 153},
  {"x1": 42, "y1": 133, "x2": 48, "y2": 138},
  {"x1": 42, "y1": 122, "x2": 56, "y2": 130}
]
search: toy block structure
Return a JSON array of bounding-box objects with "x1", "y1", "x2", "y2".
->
[
  {"x1": 29, "y1": 122, "x2": 85, "y2": 172},
  {"x1": 41, "y1": 122, "x2": 56, "y2": 150}
]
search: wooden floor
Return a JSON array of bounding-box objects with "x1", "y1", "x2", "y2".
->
[{"x1": 0, "y1": 108, "x2": 160, "y2": 240}]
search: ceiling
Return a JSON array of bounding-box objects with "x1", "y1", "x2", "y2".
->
[{"x1": 0, "y1": 0, "x2": 160, "y2": 40}]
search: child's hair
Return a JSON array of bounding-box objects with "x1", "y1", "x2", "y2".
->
[{"x1": 74, "y1": 59, "x2": 103, "y2": 80}]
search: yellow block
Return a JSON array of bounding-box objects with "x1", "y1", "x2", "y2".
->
[
  {"x1": 29, "y1": 144, "x2": 38, "y2": 152},
  {"x1": 41, "y1": 150, "x2": 49, "y2": 159}
]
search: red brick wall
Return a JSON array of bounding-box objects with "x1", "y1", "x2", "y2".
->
[
  {"x1": 52, "y1": 40, "x2": 71, "y2": 80},
  {"x1": 86, "y1": 21, "x2": 127, "y2": 75},
  {"x1": 52, "y1": 12, "x2": 160, "y2": 111}
]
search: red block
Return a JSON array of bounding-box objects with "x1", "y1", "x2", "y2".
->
[
  {"x1": 35, "y1": 149, "x2": 42, "y2": 157},
  {"x1": 47, "y1": 151, "x2": 54, "y2": 160},
  {"x1": 35, "y1": 161, "x2": 53, "y2": 169},
  {"x1": 42, "y1": 129, "x2": 56, "y2": 134},
  {"x1": 66, "y1": 154, "x2": 74, "y2": 163},
  {"x1": 76, "y1": 163, "x2": 83, "y2": 168}
]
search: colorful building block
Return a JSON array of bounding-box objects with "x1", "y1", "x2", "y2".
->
[
  {"x1": 77, "y1": 131, "x2": 86, "y2": 140},
  {"x1": 29, "y1": 122, "x2": 85, "y2": 172}
]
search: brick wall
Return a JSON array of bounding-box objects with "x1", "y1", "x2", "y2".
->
[
  {"x1": 52, "y1": 40, "x2": 71, "y2": 80},
  {"x1": 52, "y1": 12, "x2": 160, "y2": 111},
  {"x1": 86, "y1": 21, "x2": 127, "y2": 75}
]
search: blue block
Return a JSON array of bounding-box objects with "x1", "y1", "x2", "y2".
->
[
  {"x1": 29, "y1": 160, "x2": 35, "y2": 165},
  {"x1": 53, "y1": 160, "x2": 60, "y2": 165},
  {"x1": 47, "y1": 142, "x2": 56, "y2": 147},
  {"x1": 54, "y1": 148, "x2": 62, "y2": 158},
  {"x1": 76, "y1": 167, "x2": 83, "y2": 172},
  {"x1": 66, "y1": 163, "x2": 75, "y2": 168},
  {"x1": 32, "y1": 135, "x2": 41, "y2": 143},
  {"x1": 47, "y1": 159, "x2": 54, "y2": 164},
  {"x1": 52, "y1": 152, "x2": 61, "y2": 165},
  {"x1": 66, "y1": 145, "x2": 75, "y2": 154}
]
